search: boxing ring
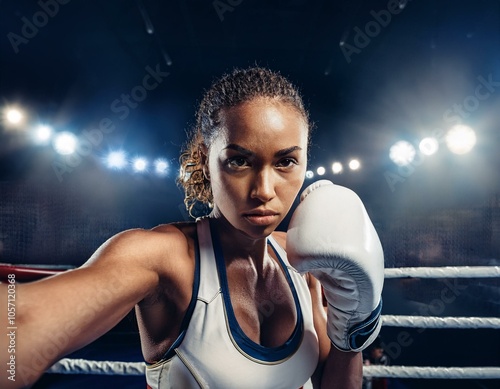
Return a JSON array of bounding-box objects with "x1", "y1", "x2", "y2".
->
[{"x1": 2, "y1": 264, "x2": 499, "y2": 384}]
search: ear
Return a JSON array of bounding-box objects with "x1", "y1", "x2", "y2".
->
[
  {"x1": 199, "y1": 144, "x2": 210, "y2": 180},
  {"x1": 199, "y1": 143, "x2": 208, "y2": 162}
]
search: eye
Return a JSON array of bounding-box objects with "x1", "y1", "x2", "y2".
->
[
  {"x1": 227, "y1": 157, "x2": 250, "y2": 169},
  {"x1": 276, "y1": 158, "x2": 298, "y2": 168}
]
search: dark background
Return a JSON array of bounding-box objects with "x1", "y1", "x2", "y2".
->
[{"x1": 1, "y1": 0, "x2": 499, "y2": 388}]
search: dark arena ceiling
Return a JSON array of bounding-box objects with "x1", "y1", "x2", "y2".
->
[
  {"x1": 1, "y1": 3, "x2": 500, "y2": 386},
  {"x1": 1, "y1": 0, "x2": 500, "y2": 265}
]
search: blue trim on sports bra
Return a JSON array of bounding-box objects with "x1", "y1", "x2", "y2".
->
[
  {"x1": 146, "y1": 229, "x2": 201, "y2": 364},
  {"x1": 210, "y1": 220, "x2": 304, "y2": 362}
]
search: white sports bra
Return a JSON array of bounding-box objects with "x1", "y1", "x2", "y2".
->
[{"x1": 145, "y1": 218, "x2": 319, "y2": 389}]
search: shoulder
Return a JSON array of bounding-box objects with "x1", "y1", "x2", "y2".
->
[
  {"x1": 84, "y1": 222, "x2": 197, "y2": 280},
  {"x1": 270, "y1": 230, "x2": 305, "y2": 284},
  {"x1": 270, "y1": 230, "x2": 316, "y2": 291},
  {"x1": 271, "y1": 230, "x2": 287, "y2": 249}
]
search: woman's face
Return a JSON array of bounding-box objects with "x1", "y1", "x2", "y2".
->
[{"x1": 206, "y1": 97, "x2": 308, "y2": 239}]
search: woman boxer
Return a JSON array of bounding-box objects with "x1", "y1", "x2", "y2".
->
[{"x1": 1, "y1": 67, "x2": 383, "y2": 388}]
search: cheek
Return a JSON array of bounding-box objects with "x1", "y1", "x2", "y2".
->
[
  {"x1": 289, "y1": 159, "x2": 307, "y2": 186},
  {"x1": 277, "y1": 171, "x2": 305, "y2": 202},
  {"x1": 209, "y1": 166, "x2": 243, "y2": 204}
]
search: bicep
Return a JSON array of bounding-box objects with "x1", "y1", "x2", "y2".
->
[
  {"x1": 10, "y1": 229, "x2": 164, "y2": 383},
  {"x1": 22, "y1": 256, "x2": 158, "y2": 349}
]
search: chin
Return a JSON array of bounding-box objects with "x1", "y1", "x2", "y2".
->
[
  {"x1": 214, "y1": 212, "x2": 280, "y2": 240},
  {"x1": 238, "y1": 221, "x2": 280, "y2": 240}
]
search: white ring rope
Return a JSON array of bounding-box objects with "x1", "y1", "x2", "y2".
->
[
  {"x1": 45, "y1": 266, "x2": 500, "y2": 379},
  {"x1": 382, "y1": 315, "x2": 500, "y2": 329},
  {"x1": 47, "y1": 358, "x2": 145, "y2": 375},
  {"x1": 363, "y1": 365, "x2": 500, "y2": 379},
  {"x1": 48, "y1": 359, "x2": 500, "y2": 379},
  {"x1": 384, "y1": 266, "x2": 500, "y2": 278}
]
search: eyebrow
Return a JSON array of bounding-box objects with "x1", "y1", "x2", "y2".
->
[{"x1": 224, "y1": 144, "x2": 302, "y2": 157}]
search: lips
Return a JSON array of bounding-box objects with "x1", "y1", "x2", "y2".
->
[{"x1": 243, "y1": 210, "x2": 279, "y2": 226}]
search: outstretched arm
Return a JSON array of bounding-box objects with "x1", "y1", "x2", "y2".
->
[{"x1": 0, "y1": 228, "x2": 168, "y2": 388}]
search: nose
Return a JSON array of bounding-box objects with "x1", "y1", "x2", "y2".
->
[{"x1": 250, "y1": 168, "x2": 276, "y2": 202}]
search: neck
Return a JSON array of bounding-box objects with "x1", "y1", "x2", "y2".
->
[{"x1": 208, "y1": 212, "x2": 271, "y2": 271}]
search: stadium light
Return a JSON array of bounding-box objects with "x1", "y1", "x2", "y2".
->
[
  {"x1": 154, "y1": 158, "x2": 169, "y2": 176},
  {"x1": 107, "y1": 151, "x2": 127, "y2": 169},
  {"x1": 34, "y1": 125, "x2": 52, "y2": 144},
  {"x1": 53, "y1": 132, "x2": 77, "y2": 155},
  {"x1": 133, "y1": 157, "x2": 148, "y2": 172},
  {"x1": 419, "y1": 137, "x2": 439, "y2": 156},
  {"x1": 349, "y1": 159, "x2": 361, "y2": 170},
  {"x1": 389, "y1": 141, "x2": 416, "y2": 166},
  {"x1": 331, "y1": 162, "x2": 343, "y2": 174},
  {"x1": 5, "y1": 108, "x2": 24, "y2": 124},
  {"x1": 445, "y1": 125, "x2": 476, "y2": 155}
]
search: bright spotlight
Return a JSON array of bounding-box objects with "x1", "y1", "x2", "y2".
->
[
  {"x1": 53, "y1": 132, "x2": 77, "y2": 155},
  {"x1": 349, "y1": 159, "x2": 361, "y2": 170},
  {"x1": 107, "y1": 151, "x2": 127, "y2": 169},
  {"x1": 419, "y1": 137, "x2": 439, "y2": 156},
  {"x1": 445, "y1": 125, "x2": 476, "y2": 155},
  {"x1": 389, "y1": 141, "x2": 416, "y2": 166},
  {"x1": 133, "y1": 157, "x2": 148, "y2": 172},
  {"x1": 154, "y1": 158, "x2": 169, "y2": 175},
  {"x1": 317, "y1": 166, "x2": 326, "y2": 176},
  {"x1": 331, "y1": 162, "x2": 343, "y2": 174},
  {"x1": 34, "y1": 125, "x2": 52, "y2": 143},
  {"x1": 305, "y1": 170, "x2": 314, "y2": 179},
  {"x1": 6, "y1": 108, "x2": 24, "y2": 124}
]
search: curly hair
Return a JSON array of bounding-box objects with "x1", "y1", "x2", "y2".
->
[{"x1": 178, "y1": 66, "x2": 310, "y2": 218}]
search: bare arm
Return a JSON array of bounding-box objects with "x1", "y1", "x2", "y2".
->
[
  {"x1": 0, "y1": 228, "x2": 172, "y2": 388},
  {"x1": 321, "y1": 347, "x2": 363, "y2": 389}
]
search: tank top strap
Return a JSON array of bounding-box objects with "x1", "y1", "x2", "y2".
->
[
  {"x1": 195, "y1": 217, "x2": 222, "y2": 302},
  {"x1": 267, "y1": 234, "x2": 293, "y2": 268}
]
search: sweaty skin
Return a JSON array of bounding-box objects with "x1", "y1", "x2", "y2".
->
[{"x1": 0, "y1": 97, "x2": 361, "y2": 389}]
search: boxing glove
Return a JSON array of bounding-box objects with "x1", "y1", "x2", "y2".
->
[{"x1": 286, "y1": 180, "x2": 384, "y2": 352}]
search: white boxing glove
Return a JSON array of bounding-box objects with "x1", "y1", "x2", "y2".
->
[{"x1": 287, "y1": 180, "x2": 384, "y2": 352}]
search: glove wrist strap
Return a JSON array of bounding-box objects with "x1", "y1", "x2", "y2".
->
[{"x1": 328, "y1": 299, "x2": 383, "y2": 352}]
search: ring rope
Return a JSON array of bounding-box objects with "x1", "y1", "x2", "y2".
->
[
  {"x1": 48, "y1": 359, "x2": 500, "y2": 379},
  {"x1": 47, "y1": 358, "x2": 145, "y2": 376},
  {"x1": 43, "y1": 265, "x2": 500, "y2": 379},
  {"x1": 3, "y1": 265, "x2": 499, "y2": 282},
  {"x1": 382, "y1": 315, "x2": 500, "y2": 329},
  {"x1": 363, "y1": 365, "x2": 500, "y2": 379},
  {"x1": 384, "y1": 266, "x2": 500, "y2": 279}
]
